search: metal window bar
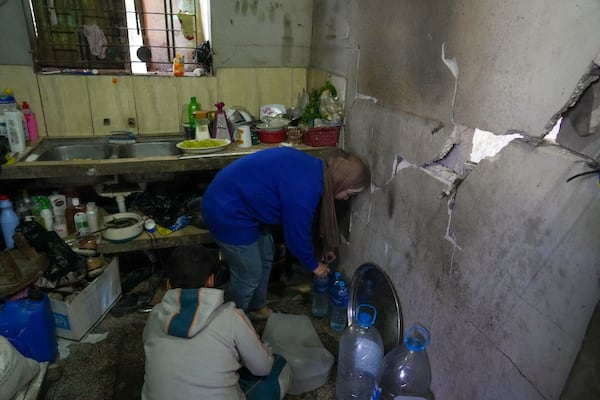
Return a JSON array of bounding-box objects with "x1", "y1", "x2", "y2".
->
[{"x1": 26, "y1": 0, "x2": 201, "y2": 74}]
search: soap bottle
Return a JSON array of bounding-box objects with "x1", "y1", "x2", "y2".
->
[
  {"x1": 21, "y1": 101, "x2": 39, "y2": 143},
  {"x1": 66, "y1": 197, "x2": 87, "y2": 236},
  {"x1": 212, "y1": 102, "x2": 232, "y2": 141},
  {"x1": 48, "y1": 192, "x2": 68, "y2": 238},
  {"x1": 86, "y1": 202, "x2": 99, "y2": 233},
  {"x1": 173, "y1": 53, "x2": 184, "y2": 76}
]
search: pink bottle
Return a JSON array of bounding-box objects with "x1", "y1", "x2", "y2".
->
[{"x1": 22, "y1": 101, "x2": 39, "y2": 143}]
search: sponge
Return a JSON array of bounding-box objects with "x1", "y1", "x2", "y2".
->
[{"x1": 108, "y1": 131, "x2": 136, "y2": 144}]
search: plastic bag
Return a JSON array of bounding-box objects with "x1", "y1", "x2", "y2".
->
[{"x1": 16, "y1": 220, "x2": 85, "y2": 285}]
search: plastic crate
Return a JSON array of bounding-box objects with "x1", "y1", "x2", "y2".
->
[{"x1": 303, "y1": 126, "x2": 340, "y2": 147}]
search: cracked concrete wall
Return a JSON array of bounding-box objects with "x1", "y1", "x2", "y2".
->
[{"x1": 312, "y1": 0, "x2": 600, "y2": 398}]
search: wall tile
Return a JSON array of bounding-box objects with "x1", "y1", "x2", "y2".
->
[
  {"x1": 0, "y1": 66, "x2": 47, "y2": 137},
  {"x1": 87, "y1": 76, "x2": 136, "y2": 135},
  {"x1": 132, "y1": 76, "x2": 179, "y2": 135},
  {"x1": 38, "y1": 75, "x2": 92, "y2": 136}
]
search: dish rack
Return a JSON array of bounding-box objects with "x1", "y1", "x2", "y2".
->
[{"x1": 303, "y1": 126, "x2": 341, "y2": 147}]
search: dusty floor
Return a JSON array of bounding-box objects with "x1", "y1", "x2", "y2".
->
[
  {"x1": 37, "y1": 250, "x2": 600, "y2": 400},
  {"x1": 40, "y1": 258, "x2": 341, "y2": 400}
]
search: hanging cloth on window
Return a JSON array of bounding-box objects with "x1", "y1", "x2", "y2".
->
[{"x1": 83, "y1": 24, "x2": 108, "y2": 59}]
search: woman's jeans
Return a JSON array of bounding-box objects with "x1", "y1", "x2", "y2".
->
[{"x1": 215, "y1": 229, "x2": 274, "y2": 312}]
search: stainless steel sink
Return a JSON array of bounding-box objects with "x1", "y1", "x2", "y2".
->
[
  {"x1": 34, "y1": 144, "x2": 113, "y2": 161},
  {"x1": 24, "y1": 137, "x2": 183, "y2": 162},
  {"x1": 116, "y1": 141, "x2": 180, "y2": 158}
]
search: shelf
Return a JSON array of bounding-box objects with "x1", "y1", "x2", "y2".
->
[{"x1": 96, "y1": 224, "x2": 213, "y2": 254}]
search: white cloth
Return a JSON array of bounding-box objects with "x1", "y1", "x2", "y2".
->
[
  {"x1": 82, "y1": 24, "x2": 107, "y2": 59},
  {"x1": 142, "y1": 287, "x2": 274, "y2": 400},
  {"x1": 0, "y1": 337, "x2": 40, "y2": 400}
]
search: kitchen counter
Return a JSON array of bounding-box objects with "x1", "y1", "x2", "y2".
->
[{"x1": 0, "y1": 138, "x2": 333, "y2": 180}]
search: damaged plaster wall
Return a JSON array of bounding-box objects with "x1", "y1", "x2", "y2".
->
[
  {"x1": 312, "y1": 0, "x2": 600, "y2": 398},
  {"x1": 211, "y1": 0, "x2": 313, "y2": 68}
]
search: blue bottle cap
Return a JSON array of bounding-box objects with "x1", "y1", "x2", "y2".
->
[{"x1": 356, "y1": 304, "x2": 377, "y2": 327}]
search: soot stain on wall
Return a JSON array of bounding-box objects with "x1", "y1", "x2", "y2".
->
[{"x1": 387, "y1": 189, "x2": 395, "y2": 218}]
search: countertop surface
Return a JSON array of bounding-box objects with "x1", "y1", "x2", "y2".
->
[{"x1": 1, "y1": 139, "x2": 333, "y2": 180}]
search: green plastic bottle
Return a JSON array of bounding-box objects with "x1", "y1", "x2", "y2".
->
[{"x1": 187, "y1": 96, "x2": 201, "y2": 131}]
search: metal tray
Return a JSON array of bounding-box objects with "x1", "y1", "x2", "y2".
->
[{"x1": 348, "y1": 262, "x2": 403, "y2": 353}]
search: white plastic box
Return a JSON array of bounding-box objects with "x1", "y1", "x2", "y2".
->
[
  {"x1": 50, "y1": 257, "x2": 121, "y2": 341},
  {"x1": 261, "y1": 313, "x2": 334, "y2": 395}
]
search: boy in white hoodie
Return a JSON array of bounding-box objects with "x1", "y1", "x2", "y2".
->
[{"x1": 142, "y1": 245, "x2": 289, "y2": 400}]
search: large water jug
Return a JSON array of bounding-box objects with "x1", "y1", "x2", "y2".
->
[
  {"x1": 336, "y1": 304, "x2": 384, "y2": 399},
  {"x1": 0, "y1": 290, "x2": 58, "y2": 363},
  {"x1": 372, "y1": 324, "x2": 432, "y2": 400}
]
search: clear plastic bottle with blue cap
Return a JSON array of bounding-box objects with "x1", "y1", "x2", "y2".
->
[
  {"x1": 0, "y1": 195, "x2": 20, "y2": 249},
  {"x1": 329, "y1": 279, "x2": 348, "y2": 331},
  {"x1": 311, "y1": 274, "x2": 329, "y2": 318},
  {"x1": 328, "y1": 270, "x2": 342, "y2": 317},
  {"x1": 372, "y1": 324, "x2": 432, "y2": 400},
  {"x1": 336, "y1": 304, "x2": 384, "y2": 400}
]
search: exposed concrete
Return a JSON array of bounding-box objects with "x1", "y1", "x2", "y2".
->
[
  {"x1": 211, "y1": 0, "x2": 313, "y2": 68},
  {"x1": 312, "y1": 0, "x2": 600, "y2": 398}
]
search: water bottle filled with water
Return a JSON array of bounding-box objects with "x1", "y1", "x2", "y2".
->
[
  {"x1": 336, "y1": 304, "x2": 384, "y2": 400},
  {"x1": 311, "y1": 274, "x2": 329, "y2": 318},
  {"x1": 329, "y1": 280, "x2": 348, "y2": 331},
  {"x1": 372, "y1": 324, "x2": 432, "y2": 400}
]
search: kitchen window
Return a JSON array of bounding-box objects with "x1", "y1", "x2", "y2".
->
[{"x1": 25, "y1": 0, "x2": 211, "y2": 75}]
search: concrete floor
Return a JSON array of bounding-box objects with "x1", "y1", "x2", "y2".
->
[
  {"x1": 38, "y1": 254, "x2": 600, "y2": 400},
  {"x1": 40, "y1": 262, "x2": 340, "y2": 400}
]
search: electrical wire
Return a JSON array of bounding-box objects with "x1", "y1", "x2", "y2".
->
[{"x1": 565, "y1": 169, "x2": 600, "y2": 183}]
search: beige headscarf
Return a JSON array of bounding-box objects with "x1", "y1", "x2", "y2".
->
[{"x1": 320, "y1": 148, "x2": 370, "y2": 254}]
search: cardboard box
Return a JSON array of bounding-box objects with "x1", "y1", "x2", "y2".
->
[{"x1": 50, "y1": 257, "x2": 121, "y2": 341}]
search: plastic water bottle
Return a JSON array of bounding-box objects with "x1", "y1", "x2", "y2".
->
[
  {"x1": 0, "y1": 195, "x2": 20, "y2": 249},
  {"x1": 311, "y1": 274, "x2": 329, "y2": 318},
  {"x1": 336, "y1": 304, "x2": 384, "y2": 400},
  {"x1": 329, "y1": 270, "x2": 342, "y2": 316},
  {"x1": 329, "y1": 280, "x2": 348, "y2": 331},
  {"x1": 372, "y1": 325, "x2": 432, "y2": 400}
]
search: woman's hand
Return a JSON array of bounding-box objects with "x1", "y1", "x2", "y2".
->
[
  {"x1": 323, "y1": 250, "x2": 336, "y2": 264},
  {"x1": 313, "y1": 262, "x2": 329, "y2": 278}
]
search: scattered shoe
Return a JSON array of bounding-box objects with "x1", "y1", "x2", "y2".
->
[{"x1": 248, "y1": 307, "x2": 273, "y2": 321}]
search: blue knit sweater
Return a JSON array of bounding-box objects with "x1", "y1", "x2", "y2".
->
[{"x1": 202, "y1": 147, "x2": 324, "y2": 271}]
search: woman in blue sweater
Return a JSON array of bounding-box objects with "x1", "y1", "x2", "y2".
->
[{"x1": 202, "y1": 147, "x2": 369, "y2": 319}]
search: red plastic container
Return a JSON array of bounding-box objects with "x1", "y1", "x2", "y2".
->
[
  {"x1": 303, "y1": 126, "x2": 340, "y2": 147},
  {"x1": 257, "y1": 128, "x2": 287, "y2": 143}
]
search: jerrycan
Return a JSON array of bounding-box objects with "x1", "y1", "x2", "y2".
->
[{"x1": 0, "y1": 289, "x2": 58, "y2": 362}]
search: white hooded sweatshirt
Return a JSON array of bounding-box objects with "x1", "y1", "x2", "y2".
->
[{"x1": 142, "y1": 287, "x2": 273, "y2": 400}]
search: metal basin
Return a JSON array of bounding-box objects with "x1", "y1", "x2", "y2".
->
[
  {"x1": 24, "y1": 138, "x2": 183, "y2": 162},
  {"x1": 116, "y1": 141, "x2": 180, "y2": 158},
  {"x1": 34, "y1": 144, "x2": 112, "y2": 161}
]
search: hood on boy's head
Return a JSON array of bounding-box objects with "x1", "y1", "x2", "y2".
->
[{"x1": 156, "y1": 288, "x2": 224, "y2": 338}]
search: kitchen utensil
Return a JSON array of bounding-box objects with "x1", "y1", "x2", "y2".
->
[
  {"x1": 348, "y1": 262, "x2": 402, "y2": 353},
  {"x1": 101, "y1": 212, "x2": 143, "y2": 243},
  {"x1": 257, "y1": 128, "x2": 287, "y2": 143},
  {"x1": 176, "y1": 139, "x2": 231, "y2": 154}
]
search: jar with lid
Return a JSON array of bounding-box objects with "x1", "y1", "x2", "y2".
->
[{"x1": 193, "y1": 110, "x2": 210, "y2": 140}]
